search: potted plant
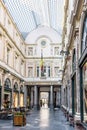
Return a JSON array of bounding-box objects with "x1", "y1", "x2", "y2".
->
[{"x1": 13, "y1": 112, "x2": 26, "y2": 126}]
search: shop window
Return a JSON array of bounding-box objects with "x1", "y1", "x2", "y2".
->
[
  {"x1": 83, "y1": 62, "x2": 87, "y2": 113},
  {"x1": 81, "y1": 17, "x2": 87, "y2": 54},
  {"x1": 4, "y1": 94, "x2": 10, "y2": 108}
]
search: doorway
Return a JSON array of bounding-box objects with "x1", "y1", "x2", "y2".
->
[{"x1": 40, "y1": 92, "x2": 49, "y2": 108}]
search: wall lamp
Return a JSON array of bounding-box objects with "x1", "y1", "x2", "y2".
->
[
  {"x1": 20, "y1": 79, "x2": 25, "y2": 84},
  {"x1": 60, "y1": 50, "x2": 70, "y2": 55},
  {"x1": 4, "y1": 70, "x2": 10, "y2": 75}
]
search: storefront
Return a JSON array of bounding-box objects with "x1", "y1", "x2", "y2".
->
[
  {"x1": 4, "y1": 78, "x2": 12, "y2": 108},
  {"x1": 83, "y1": 62, "x2": 87, "y2": 113},
  {"x1": 20, "y1": 85, "x2": 24, "y2": 107},
  {"x1": 13, "y1": 82, "x2": 19, "y2": 108},
  {"x1": 79, "y1": 14, "x2": 87, "y2": 122}
]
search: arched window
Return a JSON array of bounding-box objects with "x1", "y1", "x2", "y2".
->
[
  {"x1": 14, "y1": 82, "x2": 18, "y2": 90},
  {"x1": 4, "y1": 78, "x2": 11, "y2": 88},
  {"x1": 81, "y1": 17, "x2": 87, "y2": 53}
]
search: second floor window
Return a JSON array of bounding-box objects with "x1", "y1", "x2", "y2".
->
[
  {"x1": 28, "y1": 67, "x2": 33, "y2": 77},
  {"x1": 37, "y1": 66, "x2": 39, "y2": 77},
  {"x1": 48, "y1": 66, "x2": 50, "y2": 77},
  {"x1": 36, "y1": 66, "x2": 51, "y2": 77},
  {"x1": 54, "y1": 47, "x2": 59, "y2": 55},
  {"x1": 28, "y1": 47, "x2": 33, "y2": 56},
  {"x1": 54, "y1": 67, "x2": 59, "y2": 77},
  {"x1": 7, "y1": 48, "x2": 10, "y2": 64}
]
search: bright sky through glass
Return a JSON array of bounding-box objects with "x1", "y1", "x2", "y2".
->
[{"x1": 4, "y1": 0, "x2": 64, "y2": 38}]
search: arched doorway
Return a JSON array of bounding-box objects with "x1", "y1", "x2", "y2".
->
[{"x1": 4, "y1": 78, "x2": 12, "y2": 108}]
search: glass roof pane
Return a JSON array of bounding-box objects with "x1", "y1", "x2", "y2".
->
[{"x1": 3, "y1": 0, "x2": 64, "y2": 38}]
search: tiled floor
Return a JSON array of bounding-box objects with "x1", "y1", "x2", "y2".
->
[{"x1": 0, "y1": 108, "x2": 85, "y2": 130}]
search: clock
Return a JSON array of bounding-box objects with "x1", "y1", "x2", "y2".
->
[{"x1": 41, "y1": 41, "x2": 46, "y2": 46}]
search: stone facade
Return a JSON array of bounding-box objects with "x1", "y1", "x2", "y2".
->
[
  {"x1": 0, "y1": 0, "x2": 62, "y2": 110},
  {"x1": 61, "y1": 0, "x2": 87, "y2": 124}
]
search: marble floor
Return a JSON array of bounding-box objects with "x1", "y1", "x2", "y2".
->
[{"x1": 0, "y1": 108, "x2": 85, "y2": 130}]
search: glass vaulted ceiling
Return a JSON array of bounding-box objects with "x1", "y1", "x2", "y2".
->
[{"x1": 3, "y1": 0, "x2": 64, "y2": 39}]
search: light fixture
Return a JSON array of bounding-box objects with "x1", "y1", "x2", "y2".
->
[
  {"x1": 60, "y1": 50, "x2": 70, "y2": 55},
  {"x1": 20, "y1": 79, "x2": 25, "y2": 83}
]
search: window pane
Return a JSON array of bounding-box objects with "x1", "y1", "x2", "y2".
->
[{"x1": 37, "y1": 66, "x2": 39, "y2": 77}]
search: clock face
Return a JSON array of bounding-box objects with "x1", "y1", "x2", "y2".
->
[{"x1": 41, "y1": 41, "x2": 46, "y2": 46}]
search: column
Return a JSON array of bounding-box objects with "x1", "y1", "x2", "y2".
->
[
  {"x1": 48, "y1": 91, "x2": 50, "y2": 108},
  {"x1": 67, "y1": 86, "x2": 70, "y2": 111},
  {"x1": 61, "y1": 86, "x2": 64, "y2": 106},
  {"x1": 50, "y1": 85, "x2": 54, "y2": 109},
  {"x1": 34, "y1": 85, "x2": 38, "y2": 110},
  {"x1": 75, "y1": 28, "x2": 80, "y2": 121},
  {"x1": 24, "y1": 86, "x2": 27, "y2": 108},
  {"x1": 18, "y1": 89, "x2": 20, "y2": 108},
  {"x1": 56, "y1": 92, "x2": 58, "y2": 107},
  {"x1": 69, "y1": 81, "x2": 72, "y2": 114},
  {"x1": 37, "y1": 87, "x2": 40, "y2": 109},
  {"x1": 30, "y1": 90, "x2": 34, "y2": 108},
  {"x1": 11, "y1": 79, "x2": 14, "y2": 108}
]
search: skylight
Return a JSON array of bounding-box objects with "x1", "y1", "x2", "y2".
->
[{"x1": 3, "y1": 0, "x2": 64, "y2": 38}]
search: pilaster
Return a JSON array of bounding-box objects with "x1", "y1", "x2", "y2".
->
[{"x1": 74, "y1": 28, "x2": 81, "y2": 122}]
